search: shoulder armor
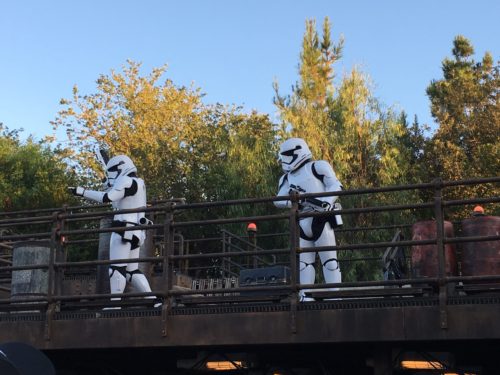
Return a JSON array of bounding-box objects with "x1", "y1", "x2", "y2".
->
[{"x1": 112, "y1": 175, "x2": 134, "y2": 191}]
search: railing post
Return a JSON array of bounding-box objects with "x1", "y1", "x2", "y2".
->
[
  {"x1": 45, "y1": 210, "x2": 62, "y2": 340},
  {"x1": 433, "y1": 178, "x2": 448, "y2": 329},
  {"x1": 248, "y1": 228, "x2": 257, "y2": 268},
  {"x1": 184, "y1": 240, "x2": 190, "y2": 274},
  {"x1": 54, "y1": 206, "x2": 67, "y2": 298},
  {"x1": 161, "y1": 203, "x2": 174, "y2": 337},
  {"x1": 289, "y1": 191, "x2": 300, "y2": 334},
  {"x1": 222, "y1": 231, "x2": 228, "y2": 276}
]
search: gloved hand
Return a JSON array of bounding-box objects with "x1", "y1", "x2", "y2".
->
[{"x1": 68, "y1": 186, "x2": 85, "y2": 196}]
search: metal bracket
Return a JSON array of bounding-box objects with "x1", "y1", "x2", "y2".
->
[
  {"x1": 44, "y1": 303, "x2": 56, "y2": 341},
  {"x1": 290, "y1": 296, "x2": 297, "y2": 334},
  {"x1": 439, "y1": 285, "x2": 448, "y2": 329},
  {"x1": 161, "y1": 299, "x2": 171, "y2": 337}
]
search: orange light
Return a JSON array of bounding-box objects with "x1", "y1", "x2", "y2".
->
[
  {"x1": 247, "y1": 222, "x2": 257, "y2": 232},
  {"x1": 401, "y1": 360, "x2": 444, "y2": 370},
  {"x1": 473, "y1": 205, "x2": 484, "y2": 214},
  {"x1": 206, "y1": 361, "x2": 243, "y2": 371}
]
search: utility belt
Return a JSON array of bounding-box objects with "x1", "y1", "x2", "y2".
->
[
  {"x1": 109, "y1": 219, "x2": 150, "y2": 248},
  {"x1": 299, "y1": 199, "x2": 343, "y2": 227},
  {"x1": 110, "y1": 220, "x2": 139, "y2": 241},
  {"x1": 111, "y1": 220, "x2": 138, "y2": 228},
  {"x1": 111, "y1": 217, "x2": 153, "y2": 228}
]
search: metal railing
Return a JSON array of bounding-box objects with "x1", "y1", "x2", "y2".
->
[{"x1": 0, "y1": 177, "x2": 499, "y2": 334}]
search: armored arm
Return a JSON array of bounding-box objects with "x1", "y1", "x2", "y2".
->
[
  {"x1": 274, "y1": 174, "x2": 292, "y2": 209},
  {"x1": 314, "y1": 160, "x2": 342, "y2": 205},
  {"x1": 69, "y1": 176, "x2": 130, "y2": 204}
]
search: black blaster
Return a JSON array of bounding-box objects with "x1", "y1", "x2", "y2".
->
[
  {"x1": 289, "y1": 184, "x2": 331, "y2": 212},
  {"x1": 301, "y1": 197, "x2": 332, "y2": 212}
]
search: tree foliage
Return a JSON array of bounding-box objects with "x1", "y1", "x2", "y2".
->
[
  {"x1": 274, "y1": 18, "x2": 412, "y2": 190},
  {"x1": 0, "y1": 124, "x2": 75, "y2": 212},
  {"x1": 425, "y1": 35, "x2": 499, "y2": 181},
  {"x1": 52, "y1": 61, "x2": 282, "y2": 207},
  {"x1": 50, "y1": 61, "x2": 286, "y2": 258},
  {"x1": 425, "y1": 35, "x2": 499, "y2": 215},
  {"x1": 274, "y1": 17, "x2": 344, "y2": 161},
  {"x1": 399, "y1": 113, "x2": 429, "y2": 184},
  {"x1": 51, "y1": 61, "x2": 209, "y2": 201}
]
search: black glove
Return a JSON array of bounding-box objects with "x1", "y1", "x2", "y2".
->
[{"x1": 68, "y1": 186, "x2": 85, "y2": 196}]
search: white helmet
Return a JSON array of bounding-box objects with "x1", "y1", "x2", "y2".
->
[
  {"x1": 278, "y1": 138, "x2": 312, "y2": 172},
  {"x1": 105, "y1": 155, "x2": 137, "y2": 186}
]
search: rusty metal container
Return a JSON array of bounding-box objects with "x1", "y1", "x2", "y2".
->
[
  {"x1": 460, "y1": 215, "x2": 500, "y2": 277},
  {"x1": 411, "y1": 220, "x2": 457, "y2": 278},
  {"x1": 11, "y1": 241, "x2": 50, "y2": 299}
]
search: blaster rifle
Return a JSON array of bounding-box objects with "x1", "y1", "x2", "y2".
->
[{"x1": 301, "y1": 197, "x2": 332, "y2": 212}]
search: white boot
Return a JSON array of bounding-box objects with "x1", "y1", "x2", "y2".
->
[
  {"x1": 104, "y1": 266, "x2": 127, "y2": 310},
  {"x1": 127, "y1": 270, "x2": 161, "y2": 308}
]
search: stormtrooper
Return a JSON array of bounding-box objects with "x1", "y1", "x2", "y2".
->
[
  {"x1": 274, "y1": 138, "x2": 343, "y2": 301},
  {"x1": 69, "y1": 154, "x2": 158, "y2": 307}
]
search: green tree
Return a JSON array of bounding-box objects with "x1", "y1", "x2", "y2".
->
[
  {"x1": 51, "y1": 60, "x2": 208, "y2": 201},
  {"x1": 51, "y1": 61, "x2": 286, "y2": 259},
  {"x1": 425, "y1": 35, "x2": 499, "y2": 215},
  {"x1": 274, "y1": 18, "x2": 412, "y2": 190},
  {"x1": 193, "y1": 109, "x2": 285, "y2": 253},
  {"x1": 330, "y1": 68, "x2": 412, "y2": 188},
  {"x1": 52, "y1": 61, "x2": 283, "y2": 205},
  {"x1": 273, "y1": 17, "x2": 344, "y2": 160},
  {"x1": 330, "y1": 69, "x2": 416, "y2": 282},
  {"x1": 0, "y1": 124, "x2": 75, "y2": 212},
  {"x1": 210, "y1": 111, "x2": 281, "y2": 201},
  {"x1": 399, "y1": 113, "x2": 429, "y2": 184}
]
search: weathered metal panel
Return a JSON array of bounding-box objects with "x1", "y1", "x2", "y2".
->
[{"x1": 2, "y1": 301, "x2": 499, "y2": 351}]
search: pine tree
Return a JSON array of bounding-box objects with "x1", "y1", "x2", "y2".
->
[
  {"x1": 273, "y1": 17, "x2": 344, "y2": 161},
  {"x1": 425, "y1": 35, "x2": 499, "y2": 215},
  {"x1": 425, "y1": 35, "x2": 499, "y2": 182}
]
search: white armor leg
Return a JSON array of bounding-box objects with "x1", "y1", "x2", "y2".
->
[
  {"x1": 126, "y1": 246, "x2": 160, "y2": 307},
  {"x1": 316, "y1": 224, "x2": 342, "y2": 289},
  {"x1": 126, "y1": 247, "x2": 152, "y2": 293},
  {"x1": 109, "y1": 233, "x2": 128, "y2": 295},
  {"x1": 299, "y1": 238, "x2": 316, "y2": 302}
]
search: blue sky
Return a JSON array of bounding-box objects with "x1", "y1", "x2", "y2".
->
[{"x1": 1, "y1": 0, "x2": 498, "y2": 141}]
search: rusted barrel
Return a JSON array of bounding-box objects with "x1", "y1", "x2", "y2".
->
[
  {"x1": 461, "y1": 215, "x2": 500, "y2": 277},
  {"x1": 411, "y1": 220, "x2": 457, "y2": 278},
  {"x1": 11, "y1": 241, "x2": 51, "y2": 299}
]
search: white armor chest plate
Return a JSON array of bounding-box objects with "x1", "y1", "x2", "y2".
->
[
  {"x1": 287, "y1": 162, "x2": 325, "y2": 194},
  {"x1": 112, "y1": 177, "x2": 147, "y2": 224}
]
